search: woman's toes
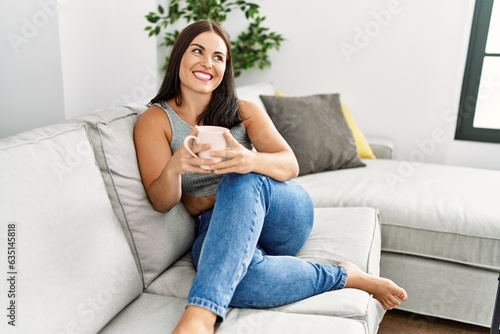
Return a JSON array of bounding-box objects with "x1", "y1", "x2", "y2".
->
[
  {"x1": 375, "y1": 293, "x2": 402, "y2": 310},
  {"x1": 398, "y1": 288, "x2": 408, "y2": 301},
  {"x1": 382, "y1": 299, "x2": 393, "y2": 310},
  {"x1": 390, "y1": 294, "x2": 401, "y2": 306}
]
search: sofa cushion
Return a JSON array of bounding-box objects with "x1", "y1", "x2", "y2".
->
[
  {"x1": 100, "y1": 294, "x2": 187, "y2": 333},
  {"x1": 100, "y1": 294, "x2": 366, "y2": 334},
  {"x1": 219, "y1": 309, "x2": 366, "y2": 334},
  {"x1": 295, "y1": 159, "x2": 500, "y2": 270},
  {"x1": 0, "y1": 124, "x2": 142, "y2": 333},
  {"x1": 146, "y1": 252, "x2": 196, "y2": 298},
  {"x1": 147, "y1": 207, "x2": 384, "y2": 332},
  {"x1": 260, "y1": 93, "x2": 365, "y2": 176},
  {"x1": 68, "y1": 105, "x2": 195, "y2": 287}
]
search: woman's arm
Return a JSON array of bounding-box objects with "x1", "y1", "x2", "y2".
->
[
  {"x1": 211, "y1": 100, "x2": 299, "y2": 181},
  {"x1": 134, "y1": 106, "x2": 212, "y2": 213},
  {"x1": 134, "y1": 107, "x2": 181, "y2": 212}
]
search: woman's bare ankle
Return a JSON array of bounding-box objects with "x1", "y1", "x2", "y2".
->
[{"x1": 171, "y1": 306, "x2": 217, "y2": 334}]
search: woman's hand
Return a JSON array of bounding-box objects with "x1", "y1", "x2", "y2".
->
[
  {"x1": 209, "y1": 131, "x2": 256, "y2": 175},
  {"x1": 167, "y1": 126, "x2": 217, "y2": 175}
]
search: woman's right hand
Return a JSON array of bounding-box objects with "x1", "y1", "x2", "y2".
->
[{"x1": 167, "y1": 126, "x2": 216, "y2": 175}]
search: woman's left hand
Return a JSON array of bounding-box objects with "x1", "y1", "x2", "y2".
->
[{"x1": 209, "y1": 131, "x2": 255, "y2": 175}]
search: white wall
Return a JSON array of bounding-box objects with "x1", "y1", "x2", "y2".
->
[
  {"x1": 57, "y1": 0, "x2": 158, "y2": 119},
  {"x1": 235, "y1": 0, "x2": 500, "y2": 171},
  {"x1": 0, "y1": 0, "x2": 65, "y2": 138},
  {"x1": 2, "y1": 0, "x2": 499, "y2": 170},
  {"x1": 0, "y1": 0, "x2": 158, "y2": 138}
]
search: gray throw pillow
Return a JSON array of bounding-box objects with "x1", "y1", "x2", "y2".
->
[{"x1": 259, "y1": 93, "x2": 365, "y2": 176}]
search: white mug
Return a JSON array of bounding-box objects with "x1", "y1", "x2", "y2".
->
[{"x1": 183, "y1": 126, "x2": 229, "y2": 170}]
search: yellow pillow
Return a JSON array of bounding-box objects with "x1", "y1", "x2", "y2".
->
[{"x1": 341, "y1": 103, "x2": 376, "y2": 159}]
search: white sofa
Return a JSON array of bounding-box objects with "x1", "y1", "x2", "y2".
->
[
  {"x1": 1, "y1": 81, "x2": 498, "y2": 333},
  {"x1": 0, "y1": 104, "x2": 385, "y2": 334}
]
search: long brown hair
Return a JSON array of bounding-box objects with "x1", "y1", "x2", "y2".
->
[{"x1": 149, "y1": 20, "x2": 241, "y2": 128}]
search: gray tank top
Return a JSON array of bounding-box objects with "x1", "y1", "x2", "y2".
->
[{"x1": 155, "y1": 101, "x2": 253, "y2": 197}]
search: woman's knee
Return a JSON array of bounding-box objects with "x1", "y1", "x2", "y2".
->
[{"x1": 281, "y1": 181, "x2": 314, "y2": 226}]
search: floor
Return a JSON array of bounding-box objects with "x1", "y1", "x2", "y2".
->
[{"x1": 378, "y1": 310, "x2": 492, "y2": 334}]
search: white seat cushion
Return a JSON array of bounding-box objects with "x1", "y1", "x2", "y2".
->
[
  {"x1": 101, "y1": 293, "x2": 366, "y2": 334},
  {"x1": 219, "y1": 308, "x2": 366, "y2": 334},
  {"x1": 148, "y1": 207, "x2": 384, "y2": 333},
  {"x1": 295, "y1": 159, "x2": 500, "y2": 270}
]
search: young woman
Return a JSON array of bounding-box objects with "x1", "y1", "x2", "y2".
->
[{"x1": 134, "y1": 20, "x2": 407, "y2": 334}]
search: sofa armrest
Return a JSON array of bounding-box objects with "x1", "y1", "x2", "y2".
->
[{"x1": 367, "y1": 137, "x2": 394, "y2": 159}]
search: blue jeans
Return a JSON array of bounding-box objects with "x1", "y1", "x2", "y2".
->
[{"x1": 188, "y1": 173, "x2": 348, "y2": 319}]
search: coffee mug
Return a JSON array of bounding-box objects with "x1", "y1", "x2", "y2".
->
[{"x1": 183, "y1": 126, "x2": 229, "y2": 170}]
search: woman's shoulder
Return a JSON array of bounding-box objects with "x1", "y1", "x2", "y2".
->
[
  {"x1": 135, "y1": 104, "x2": 171, "y2": 136},
  {"x1": 141, "y1": 103, "x2": 167, "y2": 117},
  {"x1": 238, "y1": 98, "x2": 261, "y2": 110},
  {"x1": 138, "y1": 104, "x2": 169, "y2": 123},
  {"x1": 237, "y1": 99, "x2": 267, "y2": 120}
]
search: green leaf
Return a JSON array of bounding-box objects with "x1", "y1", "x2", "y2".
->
[
  {"x1": 146, "y1": 15, "x2": 160, "y2": 24},
  {"x1": 145, "y1": 0, "x2": 284, "y2": 76}
]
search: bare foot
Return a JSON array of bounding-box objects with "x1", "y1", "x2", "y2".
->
[
  {"x1": 340, "y1": 261, "x2": 408, "y2": 310},
  {"x1": 171, "y1": 306, "x2": 217, "y2": 334}
]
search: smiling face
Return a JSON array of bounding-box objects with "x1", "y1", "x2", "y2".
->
[{"x1": 179, "y1": 31, "x2": 228, "y2": 97}]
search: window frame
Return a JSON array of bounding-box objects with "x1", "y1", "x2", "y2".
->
[{"x1": 455, "y1": 0, "x2": 500, "y2": 143}]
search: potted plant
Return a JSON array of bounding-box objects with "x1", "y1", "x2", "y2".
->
[{"x1": 145, "y1": 0, "x2": 285, "y2": 77}]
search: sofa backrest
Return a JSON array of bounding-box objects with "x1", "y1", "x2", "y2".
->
[
  {"x1": 0, "y1": 123, "x2": 142, "y2": 333},
  {"x1": 69, "y1": 105, "x2": 195, "y2": 288}
]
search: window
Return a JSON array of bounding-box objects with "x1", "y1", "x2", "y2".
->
[{"x1": 456, "y1": 0, "x2": 500, "y2": 143}]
